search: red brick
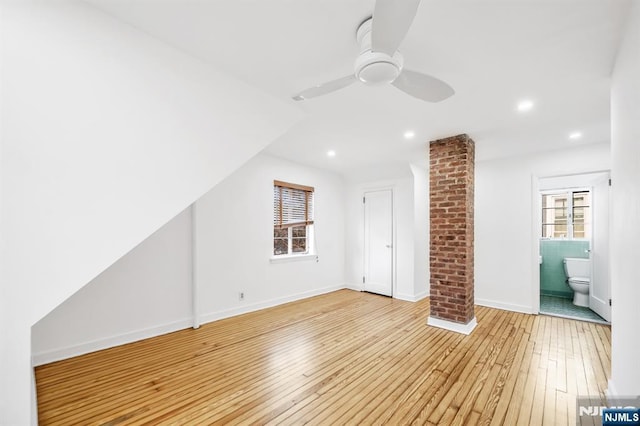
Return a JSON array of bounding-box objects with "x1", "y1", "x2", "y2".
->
[{"x1": 429, "y1": 134, "x2": 475, "y2": 325}]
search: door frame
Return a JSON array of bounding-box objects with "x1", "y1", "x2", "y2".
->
[
  {"x1": 588, "y1": 173, "x2": 611, "y2": 321},
  {"x1": 362, "y1": 186, "x2": 396, "y2": 297},
  {"x1": 531, "y1": 170, "x2": 611, "y2": 319}
]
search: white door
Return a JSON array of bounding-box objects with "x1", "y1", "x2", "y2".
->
[
  {"x1": 590, "y1": 174, "x2": 611, "y2": 321},
  {"x1": 363, "y1": 190, "x2": 393, "y2": 296}
]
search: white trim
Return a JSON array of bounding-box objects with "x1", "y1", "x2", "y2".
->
[
  {"x1": 362, "y1": 187, "x2": 395, "y2": 297},
  {"x1": 32, "y1": 318, "x2": 193, "y2": 366},
  {"x1": 427, "y1": 316, "x2": 477, "y2": 335},
  {"x1": 344, "y1": 282, "x2": 363, "y2": 291},
  {"x1": 532, "y1": 174, "x2": 541, "y2": 315},
  {"x1": 395, "y1": 290, "x2": 428, "y2": 302},
  {"x1": 270, "y1": 253, "x2": 318, "y2": 263},
  {"x1": 533, "y1": 170, "x2": 612, "y2": 317},
  {"x1": 191, "y1": 204, "x2": 200, "y2": 329},
  {"x1": 475, "y1": 298, "x2": 535, "y2": 315},
  {"x1": 32, "y1": 285, "x2": 345, "y2": 366},
  {"x1": 200, "y1": 284, "x2": 342, "y2": 325}
]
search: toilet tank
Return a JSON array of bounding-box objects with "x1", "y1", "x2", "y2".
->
[{"x1": 563, "y1": 257, "x2": 590, "y2": 278}]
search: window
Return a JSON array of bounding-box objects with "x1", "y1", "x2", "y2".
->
[
  {"x1": 273, "y1": 180, "x2": 314, "y2": 256},
  {"x1": 541, "y1": 190, "x2": 591, "y2": 239}
]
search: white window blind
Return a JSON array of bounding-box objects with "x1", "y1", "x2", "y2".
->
[{"x1": 273, "y1": 180, "x2": 314, "y2": 228}]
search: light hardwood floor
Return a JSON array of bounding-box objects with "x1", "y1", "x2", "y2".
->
[{"x1": 35, "y1": 289, "x2": 611, "y2": 425}]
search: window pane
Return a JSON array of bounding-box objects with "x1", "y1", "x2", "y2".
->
[
  {"x1": 542, "y1": 224, "x2": 566, "y2": 238},
  {"x1": 573, "y1": 191, "x2": 590, "y2": 207},
  {"x1": 274, "y1": 228, "x2": 288, "y2": 255},
  {"x1": 541, "y1": 193, "x2": 570, "y2": 238},
  {"x1": 553, "y1": 224, "x2": 567, "y2": 238},
  {"x1": 573, "y1": 206, "x2": 586, "y2": 221},
  {"x1": 542, "y1": 208, "x2": 567, "y2": 222},
  {"x1": 573, "y1": 191, "x2": 590, "y2": 238},
  {"x1": 542, "y1": 190, "x2": 591, "y2": 239},
  {"x1": 542, "y1": 224, "x2": 567, "y2": 238},
  {"x1": 291, "y1": 226, "x2": 307, "y2": 253},
  {"x1": 292, "y1": 238, "x2": 307, "y2": 253},
  {"x1": 292, "y1": 226, "x2": 306, "y2": 238}
]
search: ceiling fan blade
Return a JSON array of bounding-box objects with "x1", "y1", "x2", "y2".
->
[
  {"x1": 392, "y1": 69, "x2": 454, "y2": 102},
  {"x1": 292, "y1": 75, "x2": 356, "y2": 101},
  {"x1": 371, "y1": 0, "x2": 421, "y2": 56}
]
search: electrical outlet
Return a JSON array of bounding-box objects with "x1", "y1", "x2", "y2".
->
[{"x1": 239, "y1": 292, "x2": 245, "y2": 301}]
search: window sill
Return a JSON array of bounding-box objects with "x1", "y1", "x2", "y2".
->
[{"x1": 270, "y1": 254, "x2": 318, "y2": 264}]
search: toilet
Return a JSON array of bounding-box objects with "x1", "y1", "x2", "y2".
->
[{"x1": 563, "y1": 257, "x2": 591, "y2": 307}]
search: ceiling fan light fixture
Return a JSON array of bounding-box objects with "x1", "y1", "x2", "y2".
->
[
  {"x1": 290, "y1": 1, "x2": 454, "y2": 103},
  {"x1": 354, "y1": 50, "x2": 403, "y2": 85},
  {"x1": 357, "y1": 61, "x2": 400, "y2": 85}
]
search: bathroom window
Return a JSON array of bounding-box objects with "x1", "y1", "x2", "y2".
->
[
  {"x1": 541, "y1": 190, "x2": 591, "y2": 239},
  {"x1": 273, "y1": 180, "x2": 314, "y2": 256}
]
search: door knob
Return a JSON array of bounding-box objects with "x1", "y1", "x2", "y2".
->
[{"x1": 385, "y1": 244, "x2": 392, "y2": 248}]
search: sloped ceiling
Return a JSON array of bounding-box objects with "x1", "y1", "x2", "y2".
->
[{"x1": 85, "y1": 0, "x2": 630, "y2": 176}]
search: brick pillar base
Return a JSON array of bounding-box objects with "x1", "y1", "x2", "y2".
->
[{"x1": 427, "y1": 134, "x2": 477, "y2": 335}]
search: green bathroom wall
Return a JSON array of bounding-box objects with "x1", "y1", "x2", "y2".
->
[{"x1": 540, "y1": 239, "x2": 590, "y2": 298}]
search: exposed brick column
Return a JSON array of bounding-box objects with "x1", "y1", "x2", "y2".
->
[{"x1": 429, "y1": 134, "x2": 475, "y2": 330}]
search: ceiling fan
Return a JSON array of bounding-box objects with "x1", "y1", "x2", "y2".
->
[{"x1": 292, "y1": 0, "x2": 454, "y2": 103}]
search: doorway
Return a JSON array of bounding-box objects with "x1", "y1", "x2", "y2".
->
[
  {"x1": 363, "y1": 189, "x2": 393, "y2": 297},
  {"x1": 537, "y1": 172, "x2": 610, "y2": 323}
]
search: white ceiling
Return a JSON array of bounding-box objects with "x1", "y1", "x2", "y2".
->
[{"x1": 86, "y1": 0, "x2": 629, "y2": 178}]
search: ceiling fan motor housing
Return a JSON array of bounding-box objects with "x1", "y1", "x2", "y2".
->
[{"x1": 354, "y1": 17, "x2": 404, "y2": 85}]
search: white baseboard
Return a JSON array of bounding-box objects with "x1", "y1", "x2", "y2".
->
[
  {"x1": 414, "y1": 290, "x2": 429, "y2": 301},
  {"x1": 343, "y1": 284, "x2": 430, "y2": 303},
  {"x1": 427, "y1": 316, "x2": 477, "y2": 335},
  {"x1": 32, "y1": 318, "x2": 193, "y2": 366},
  {"x1": 344, "y1": 282, "x2": 363, "y2": 292},
  {"x1": 33, "y1": 285, "x2": 346, "y2": 366},
  {"x1": 475, "y1": 298, "x2": 534, "y2": 315},
  {"x1": 200, "y1": 284, "x2": 344, "y2": 325},
  {"x1": 394, "y1": 290, "x2": 429, "y2": 302}
]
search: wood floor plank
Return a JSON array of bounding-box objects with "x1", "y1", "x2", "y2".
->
[
  {"x1": 484, "y1": 314, "x2": 531, "y2": 426},
  {"x1": 35, "y1": 290, "x2": 611, "y2": 425}
]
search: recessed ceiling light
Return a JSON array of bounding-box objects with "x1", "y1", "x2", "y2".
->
[
  {"x1": 517, "y1": 99, "x2": 534, "y2": 112},
  {"x1": 403, "y1": 130, "x2": 415, "y2": 140},
  {"x1": 327, "y1": 150, "x2": 336, "y2": 157},
  {"x1": 569, "y1": 131, "x2": 583, "y2": 140}
]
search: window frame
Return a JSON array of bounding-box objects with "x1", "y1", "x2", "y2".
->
[
  {"x1": 541, "y1": 188, "x2": 591, "y2": 240},
  {"x1": 272, "y1": 180, "x2": 315, "y2": 259}
]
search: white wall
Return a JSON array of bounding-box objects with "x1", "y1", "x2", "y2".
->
[
  {"x1": 31, "y1": 208, "x2": 193, "y2": 365},
  {"x1": 344, "y1": 171, "x2": 421, "y2": 301},
  {"x1": 195, "y1": 153, "x2": 346, "y2": 321},
  {"x1": 609, "y1": 1, "x2": 640, "y2": 398},
  {"x1": 475, "y1": 142, "x2": 611, "y2": 313},
  {"x1": 30, "y1": 157, "x2": 428, "y2": 367},
  {"x1": 411, "y1": 164, "x2": 429, "y2": 299},
  {"x1": 30, "y1": 152, "x2": 346, "y2": 365},
  {"x1": 1, "y1": 2, "x2": 300, "y2": 423}
]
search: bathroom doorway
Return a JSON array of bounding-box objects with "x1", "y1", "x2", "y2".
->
[{"x1": 537, "y1": 172, "x2": 610, "y2": 324}]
